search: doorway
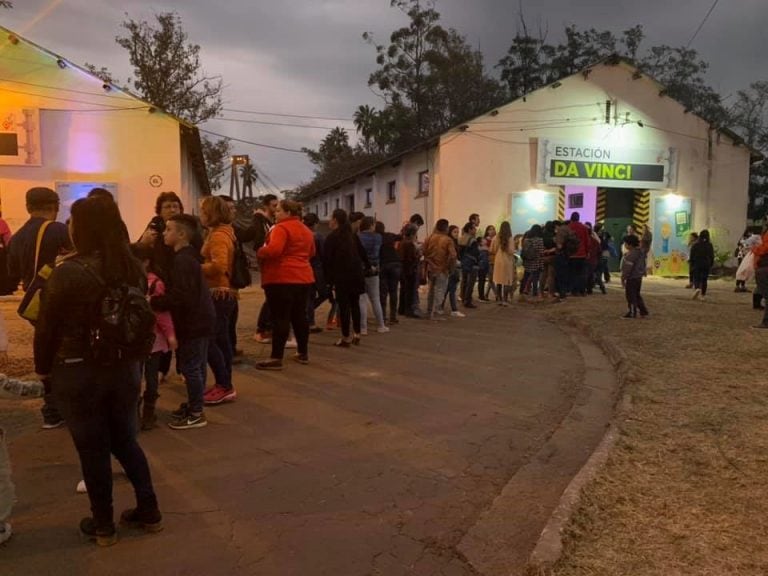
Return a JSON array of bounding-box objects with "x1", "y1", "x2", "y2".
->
[{"x1": 601, "y1": 188, "x2": 635, "y2": 271}]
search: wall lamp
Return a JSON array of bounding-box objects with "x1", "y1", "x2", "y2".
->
[
  {"x1": 551, "y1": 81, "x2": 562, "y2": 89},
  {"x1": 7, "y1": 35, "x2": 19, "y2": 45},
  {"x1": 56, "y1": 59, "x2": 67, "y2": 69},
  {"x1": 102, "y1": 84, "x2": 112, "y2": 92}
]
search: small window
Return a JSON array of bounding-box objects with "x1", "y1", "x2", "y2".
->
[
  {"x1": 347, "y1": 194, "x2": 355, "y2": 212},
  {"x1": 387, "y1": 180, "x2": 396, "y2": 203},
  {"x1": 315, "y1": 204, "x2": 319, "y2": 215},
  {"x1": 335, "y1": 198, "x2": 340, "y2": 209},
  {"x1": 365, "y1": 188, "x2": 372, "y2": 208},
  {"x1": 568, "y1": 193, "x2": 584, "y2": 209},
  {"x1": 323, "y1": 202, "x2": 328, "y2": 216},
  {"x1": 418, "y1": 171, "x2": 430, "y2": 196}
]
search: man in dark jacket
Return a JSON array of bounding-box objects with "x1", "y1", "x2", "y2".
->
[
  {"x1": 689, "y1": 229, "x2": 715, "y2": 301},
  {"x1": 8, "y1": 187, "x2": 72, "y2": 429},
  {"x1": 151, "y1": 214, "x2": 216, "y2": 430},
  {"x1": 252, "y1": 194, "x2": 278, "y2": 343}
]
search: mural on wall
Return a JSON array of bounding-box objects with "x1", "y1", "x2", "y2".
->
[
  {"x1": 0, "y1": 108, "x2": 41, "y2": 166},
  {"x1": 510, "y1": 190, "x2": 557, "y2": 236},
  {"x1": 652, "y1": 195, "x2": 692, "y2": 277},
  {"x1": 55, "y1": 182, "x2": 118, "y2": 225}
]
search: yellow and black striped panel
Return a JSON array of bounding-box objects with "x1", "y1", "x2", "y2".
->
[
  {"x1": 633, "y1": 190, "x2": 650, "y2": 231},
  {"x1": 557, "y1": 189, "x2": 565, "y2": 220},
  {"x1": 596, "y1": 189, "x2": 606, "y2": 223}
]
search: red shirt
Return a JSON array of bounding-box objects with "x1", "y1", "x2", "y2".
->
[
  {"x1": 568, "y1": 221, "x2": 591, "y2": 259},
  {"x1": 257, "y1": 216, "x2": 316, "y2": 285}
]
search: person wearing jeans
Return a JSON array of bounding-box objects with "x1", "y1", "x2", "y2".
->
[
  {"x1": 256, "y1": 199, "x2": 316, "y2": 369},
  {"x1": 358, "y1": 217, "x2": 388, "y2": 334},
  {"x1": 423, "y1": 219, "x2": 457, "y2": 320},
  {"x1": 376, "y1": 221, "x2": 401, "y2": 324}
]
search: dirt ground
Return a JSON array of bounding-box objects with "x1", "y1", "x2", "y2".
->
[{"x1": 545, "y1": 276, "x2": 768, "y2": 576}]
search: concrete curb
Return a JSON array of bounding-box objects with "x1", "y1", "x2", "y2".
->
[{"x1": 524, "y1": 314, "x2": 633, "y2": 576}]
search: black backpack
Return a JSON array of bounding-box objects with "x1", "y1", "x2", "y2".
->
[
  {"x1": 78, "y1": 262, "x2": 156, "y2": 363},
  {"x1": 229, "y1": 241, "x2": 252, "y2": 289}
]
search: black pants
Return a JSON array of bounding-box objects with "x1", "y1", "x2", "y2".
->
[
  {"x1": 461, "y1": 268, "x2": 478, "y2": 305},
  {"x1": 477, "y1": 269, "x2": 490, "y2": 299},
  {"x1": 257, "y1": 301, "x2": 272, "y2": 334},
  {"x1": 336, "y1": 286, "x2": 362, "y2": 338},
  {"x1": 569, "y1": 258, "x2": 586, "y2": 295},
  {"x1": 379, "y1": 262, "x2": 401, "y2": 321},
  {"x1": 229, "y1": 298, "x2": 239, "y2": 353},
  {"x1": 625, "y1": 277, "x2": 648, "y2": 316},
  {"x1": 264, "y1": 284, "x2": 311, "y2": 358},
  {"x1": 398, "y1": 271, "x2": 416, "y2": 316},
  {"x1": 54, "y1": 359, "x2": 157, "y2": 527},
  {"x1": 693, "y1": 266, "x2": 711, "y2": 295}
]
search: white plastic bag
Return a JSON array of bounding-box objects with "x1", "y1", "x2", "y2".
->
[{"x1": 736, "y1": 251, "x2": 755, "y2": 282}]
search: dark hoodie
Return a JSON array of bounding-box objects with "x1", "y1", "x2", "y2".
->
[{"x1": 689, "y1": 230, "x2": 715, "y2": 270}]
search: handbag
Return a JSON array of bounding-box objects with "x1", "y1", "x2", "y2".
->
[{"x1": 17, "y1": 221, "x2": 53, "y2": 324}]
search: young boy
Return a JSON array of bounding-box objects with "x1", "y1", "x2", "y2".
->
[
  {"x1": 151, "y1": 214, "x2": 216, "y2": 430},
  {"x1": 621, "y1": 234, "x2": 649, "y2": 319}
]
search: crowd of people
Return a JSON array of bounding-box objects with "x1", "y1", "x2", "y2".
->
[{"x1": 1, "y1": 183, "x2": 767, "y2": 547}]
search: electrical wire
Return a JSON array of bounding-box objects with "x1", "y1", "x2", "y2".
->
[
  {"x1": 209, "y1": 117, "x2": 340, "y2": 130},
  {"x1": 0, "y1": 85, "x2": 143, "y2": 109},
  {"x1": 197, "y1": 127, "x2": 306, "y2": 154},
  {"x1": 221, "y1": 108, "x2": 354, "y2": 122},
  {"x1": 686, "y1": 0, "x2": 721, "y2": 48},
  {"x1": 0, "y1": 77, "x2": 136, "y2": 101}
]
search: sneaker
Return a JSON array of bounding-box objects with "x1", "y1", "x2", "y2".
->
[
  {"x1": 203, "y1": 386, "x2": 237, "y2": 405},
  {"x1": 285, "y1": 339, "x2": 298, "y2": 349},
  {"x1": 120, "y1": 507, "x2": 163, "y2": 533},
  {"x1": 293, "y1": 353, "x2": 309, "y2": 365},
  {"x1": 377, "y1": 326, "x2": 390, "y2": 333},
  {"x1": 359, "y1": 329, "x2": 368, "y2": 336},
  {"x1": 255, "y1": 359, "x2": 283, "y2": 371},
  {"x1": 450, "y1": 310, "x2": 466, "y2": 318},
  {"x1": 0, "y1": 522, "x2": 12, "y2": 546},
  {"x1": 76, "y1": 480, "x2": 88, "y2": 494},
  {"x1": 692, "y1": 288, "x2": 701, "y2": 300},
  {"x1": 168, "y1": 412, "x2": 207, "y2": 430},
  {"x1": 253, "y1": 333, "x2": 272, "y2": 344},
  {"x1": 79, "y1": 517, "x2": 117, "y2": 547},
  {"x1": 42, "y1": 416, "x2": 65, "y2": 430}
]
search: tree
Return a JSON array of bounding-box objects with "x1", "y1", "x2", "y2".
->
[
  {"x1": 302, "y1": 127, "x2": 354, "y2": 173},
  {"x1": 115, "y1": 11, "x2": 230, "y2": 188},
  {"x1": 729, "y1": 82, "x2": 768, "y2": 219},
  {"x1": 0, "y1": 2, "x2": 12, "y2": 8},
  {"x1": 84, "y1": 63, "x2": 118, "y2": 85}
]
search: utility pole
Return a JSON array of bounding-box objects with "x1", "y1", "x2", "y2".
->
[{"x1": 229, "y1": 154, "x2": 255, "y2": 200}]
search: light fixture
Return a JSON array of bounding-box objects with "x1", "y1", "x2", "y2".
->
[
  {"x1": 581, "y1": 69, "x2": 592, "y2": 79},
  {"x1": 148, "y1": 107, "x2": 157, "y2": 114},
  {"x1": 489, "y1": 110, "x2": 499, "y2": 117},
  {"x1": 458, "y1": 124, "x2": 469, "y2": 132},
  {"x1": 551, "y1": 81, "x2": 562, "y2": 89},
  {"x1": 637, "y1": 120, "x2": 644, "y2": 128},
  {"x1": 7, "y1": 35, "x2": 19, "y2": 45},
  {"x1": 102, "y1": 83, "x2": 112, "y2": 92},
  {"x1": 56, "y1": 58, "x2": 67, "y2": 69},
  {"x1": 632, "y1": 71, "x2": 642, "y2": 80}
]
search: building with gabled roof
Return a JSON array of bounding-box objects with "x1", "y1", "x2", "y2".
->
[
  {"x1": 305, "y1": 57, "x2": 759, "y2": 276},
  {"x1": 0, "y1": 25, "x2": 209, "y2": 238}
]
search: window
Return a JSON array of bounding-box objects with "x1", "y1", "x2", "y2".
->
[
  {"x1": 418, "y1": 171, "x2": 430, "y2": 196},
  {"x1": 335, "y1": 198, "x2": 340, "y2": 209},
  {"x1": 315, "y1": 204, "x2": 319, "y2": 215},
  {"x1": 323, "y1": 201, "x2": 328, "y2": 217},
  {"x1": 347, "y1": 194, "x2": 355, "y2": 212},
  {"x1": 568, "y1": 193, "x2": 584, "y2": 209},
  {"x1": 387, "y1": 180, "x2": 396, "y2": 203},
  {"x1": 365, "y1": 188, "x2": 372, "y2": 208}
]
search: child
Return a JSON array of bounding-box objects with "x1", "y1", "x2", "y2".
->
[
  {"x1": 150, "y1": 214, "x2": 216, "y2": 430},
  {"x1": 621, "y1": 234, "x2": 649, "y2": 319},
  {"x1": 141, "y1": 259, "x2": 177, "y2": 430}
]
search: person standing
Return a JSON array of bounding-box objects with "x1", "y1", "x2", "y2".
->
[
  {"x1": 397, "y1": 226, "x2": 419, "y2": 318},
  {"x1": 594, "y1": 223, "x2": 613, "y2": 284},
  {"x1": 0, "y1": 212, "x2": 13, "y2": 295},
  {"x1": 520, "y1": 224, "x2": 545, "y2": 300},
  {"x1": 459, "y1": 222, "x2": 480, "y2": 308},
  {"x1": 303, "y1": 213, "x2": 327, "y2": 333},
  {"x1": 685, "y1": 232, "x2": 699, "y2": 289},
  {"x1": 219, "y1": 195, "x2": 251, "y2": 360},
  {"x1": 256, "y1": 200, "x2": 315, "y2": 368},
  {"x1": 376, "y1": 221, "x2": 402, "y2": 325},
  {"x1": 199, "y1": 197, "x2": 238, "y2": 405},
  {"x1": 621, "y1": 234, "x2": 649, "y2": 318},
  {"x1": 441, "y1": 225, "x2": 465, "y2": 317},
  {"x1": 481, "y1": 225, "x2": 498, "y2": 300},
  {"x1": 8, "y1": 187, "x2": 72, "y2": 429},
  {"x1": 35, "y1": 196, "x2": 161, "y2": 546},
  {"x1": 151, "y1": 214, "x2": 216, "y2": 430},
  {"x1": 401, "y1": 214, "x2": 425, "y2": 317},
  {"x1": 253, "y1": 194, "x2": 278, "y2": 344},
  {"x1": 358, "y1": 216, "x2": 389, "y2": 334},
  {"x1": 324, "y1": 210, "x2": 368, "y2": 347},
  {"x1": 690, "y1": 229, "x2": 715, "y2": 301},
  {"x1": 567, "y1": 212, "x2": 591, "y2": 296},
  {"x1": 491, "y1": 221, "x2": 517, "y2": 305},
  {"x1": 751, "y1": 229, "x2": 768, "y2": 328},
  {"x1": 422, "y1": 219, "x2": 457, "y2": 320}
]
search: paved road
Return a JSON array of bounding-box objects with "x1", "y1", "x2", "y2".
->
[{"x1": 1, "y1": 294, "x2": 594, "y2": 576}]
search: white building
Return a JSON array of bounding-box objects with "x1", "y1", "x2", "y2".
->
[
  {"x1": 305, "y1": 57, "x2": 760, "y2": 276},
  {"x1": 0, "y1": 26, "x2": 209, "y2": 239}
]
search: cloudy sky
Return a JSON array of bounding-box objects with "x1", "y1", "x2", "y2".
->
[{"x1": 2, "y1": 0, "x2": 765, "y2": 191}]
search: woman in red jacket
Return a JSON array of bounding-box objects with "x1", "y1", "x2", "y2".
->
[{"x1": 256, "y1": 200, "x2": 316, "y2": 369}]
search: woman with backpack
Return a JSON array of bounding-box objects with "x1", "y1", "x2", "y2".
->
[{"x1": 34, "y1": 196, "x2": 161, "y2": 546}]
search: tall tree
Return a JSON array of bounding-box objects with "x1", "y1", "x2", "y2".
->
[
  {"x1": 729, "y1": 82, "x2": 768, "y2": 219},
  {"x1": 116, "y1": 11, "x2": 230, "y2": 188},
  {"x1": 302, "y1": 127, "x2": 354, "y2": 173}
]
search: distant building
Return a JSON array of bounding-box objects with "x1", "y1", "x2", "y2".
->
[
  {"x1": 0, "y1": 26, "x2": 209, "y2": 238},
  {"x1": 303, "y1": 57, "x2": 761, "y2": 276}
]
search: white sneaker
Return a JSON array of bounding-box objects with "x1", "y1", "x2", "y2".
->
[
  {"x1": 360, "y1": 329, "x2": 368, "y2": 336},
  {"x1": 76, "y1": 479, "x2": 87, "y2": 494},
  {"x1": 0, "y1": 522, "x2": 12, "y2": 545},
  {"x1": 285, "y1": 339, "x2": 298, "y2": 349},
  {"x1": 692, "y1": 288, "x2": 701, "y2": 300},
  {"x1": 450, "y1": 311, "x2": 466, "y2": 318},
  {"x1": 377, "y1": 326, "x2": 390, "y2": 333}
]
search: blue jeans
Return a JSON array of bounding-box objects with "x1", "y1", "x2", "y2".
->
[
  {"x1": 208, "y1": 296, "x2": 236, "y2": 390},
  {"x1": 379, "y1": 262, "x2": 401, "y2": 321},
  {"x1": 143, "y1": 351, "x2": 164, "y2": 400},
  {"x1": 443, "y1": 269, "x2": 460, "y2": 311},
  {"x1": 178, "y1": 336, "x2": 209, "y2": 414},
  {"x1": 360, "y1": 275, "x2": 385, "y2": 329},
  {"x1": 53, "y1": 359, "x2": 157, "y2": 526}
]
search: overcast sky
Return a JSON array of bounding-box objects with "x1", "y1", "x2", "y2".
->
[{"x1": 2, "y1": 0, "x2": 766, "y2": 191}]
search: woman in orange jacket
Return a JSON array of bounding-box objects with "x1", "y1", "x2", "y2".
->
[
  {"x1": 199, "y1": 196, "x2": 238, "y2": 405},
  {"x1": 256, "y1": 199, "x2": 316, "y2": 369}
]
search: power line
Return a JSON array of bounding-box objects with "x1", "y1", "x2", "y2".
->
[
  {"x1": 0, "y1": 85, "x2": 145, "y2": 109},
  {"x1": 0, "y1": 77, "x2": 136, "y2": 101},
  {"x1": 686, "y1": 0, "x2": 721, "y2": 48},
  {"x1": 198, "y1": 127, "x2": 307, "y2": 154},
  {"x1": 221, "y1": 108, "x2": 355, "y2": 123},
  {"x1": 209, "y1": 117, "x2": 339, "y2": 130}
]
